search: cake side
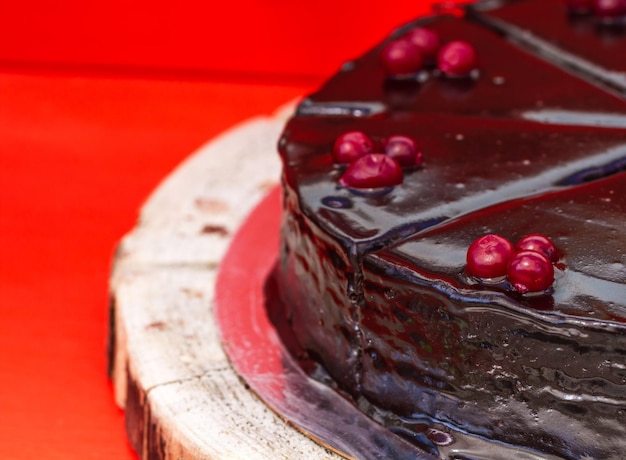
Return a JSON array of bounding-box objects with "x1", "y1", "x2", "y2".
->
[{"x1": 278, "y1": 177, "x2": 362, "y2": 392}]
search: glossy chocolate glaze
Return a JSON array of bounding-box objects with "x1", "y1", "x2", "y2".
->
[
  {"x1": 468, "y1": 0, "x2": 626, "y2": 96},
  {"x1": 284, "y1": 115, "x2": 626, "y2": 249},
  {"x1": 361, "y1": 173, "x2": 626, "y2": 458},
  {"x1": 275, "y1": 2, "x2": 626, "y2": 458},
  {"x1": 299, "y1": 13, "x2": 626, "y2": 117}
]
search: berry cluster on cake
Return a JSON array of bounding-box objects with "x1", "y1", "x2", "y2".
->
[{"x1": 273, "y1": 0, "x2": 626, "y2": 458}]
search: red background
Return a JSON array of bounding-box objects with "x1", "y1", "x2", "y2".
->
[{"x1": 1, "y1": 1, "x2": 439, "y2": 458}]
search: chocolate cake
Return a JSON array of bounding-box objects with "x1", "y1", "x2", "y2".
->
[{"x1": 273, "y1": 1, "x2": 626, "y2": 458}]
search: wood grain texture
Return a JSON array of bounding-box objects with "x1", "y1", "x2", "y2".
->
[{"x1": 109, "y1": 103, "x2": 342, "y2": 459}]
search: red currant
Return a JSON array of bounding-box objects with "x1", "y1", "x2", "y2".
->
[
  {"x1": 466, "y1": 234, "x2": 514, "y2": 279},
  {"x1": 507, "y1": 250, "x2": 555, "y2": 293},
  {"x1": 437, "y1": 41, "x2": 479, "y2": 77},
  {"x1": 594, "y1": 0, "x2": 626, "y2": 18},
  {"x1": 332, "y1": 131, "x2": 374, "y2": 164},
  {"x1": 383, "y1": 135, "x2": 423, "y2": 167},
  {"x1": 339, "y1": 153, "x2": 403, "y2": 189},
  {"x1": 404, "y1": 27, "x2": 441, "y2": 61},
  {"x1": 515, "y1": 234, "x2": 558, "y2": 262},
  {"x1": 381, "y1": 39, "x2": 424, "y2": 77}
]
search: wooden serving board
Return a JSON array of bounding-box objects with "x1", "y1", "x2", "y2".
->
[{"x1": 108, "y1": 103, "x2": 343, "y2": 460}]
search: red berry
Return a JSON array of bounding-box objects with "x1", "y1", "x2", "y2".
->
[
  {"x1": 507, "y1": 250, "x2": 555, "y2": 293},
  {"x1": 437, "y1": 41, "x2": 479, "y2": 77},
  {"x1": 515, "y1": 234, "x2": 558, "y2": 262},
  {"x1": 466, "y1": 234, "x2": 514, "y2": 279},
  {"x1": 339, "y1": 154, "x2": 403, "y2": 189},
  {"x1": 383, "y1": 135, "x2": 423, "y2": 167},
  {"x1": 594, "y1": 0, "x2": 626, "y2": 18},
  {"x1": 381, "y1": 39, "x2": 424, "y2": 77},
  {"x1": 404, "y1": 27, "x2": 441, "y2": 61},
  {"x1": 332, "y1": 131, "x2": 374, "y2": 164},
  {"x1": 432, "y1": 2, "x2": 466, "y2": 16}
]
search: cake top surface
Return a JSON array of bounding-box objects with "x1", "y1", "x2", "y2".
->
[
  {"x1": 470, "y1": 0, "x2": 626, "y2": 93},
  {"x1": 279, "y1": 0, "x2": 626, "y2": 322},
  {"x1": 284, "y1": 114, "x2": 626, "y2": 247},
  {"x1": 369, "y1": 170, "x2": 626, "y2": 323},
  {"x1": 299, "y1": 13, "x2": 626, "y2": 118}
]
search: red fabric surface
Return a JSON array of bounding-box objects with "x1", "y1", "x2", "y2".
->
[{"x1": 0, "y1": 1, "x2": 441, "y2": 458}]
